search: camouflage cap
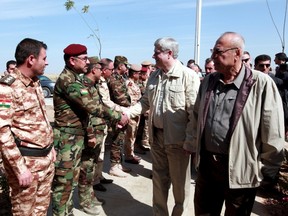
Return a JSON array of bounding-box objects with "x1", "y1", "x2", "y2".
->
[
  {"x1": 114, "y1": 55, "x2": 129, "y2": 65},
  {"x1": 88, "y1": 56, "x2": 99, "y2": 64},
  {"x1": 141, "y1": 60, "x2": 152, "y2": 66},
  {"x1": 129, "y1": 64, "x2": 141, "y2": 72}
]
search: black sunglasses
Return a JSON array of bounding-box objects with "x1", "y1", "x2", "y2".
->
[
  {"x1": 242, "y1": 58, "x2": 250, "y2": 63},
  {"x1": 259, "y1": 64, "x2": 270, "y2": 68}
]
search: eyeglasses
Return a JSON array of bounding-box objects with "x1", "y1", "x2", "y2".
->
[
  {"x1": 74, "y1": 56, "x2": 89, "y2": 62},
  {"x1": 205, "y1": 67, "x2": 214, "y2": 71},
  {"x1": 242, "y1": 58, "x2": 250, "y2": 63},
  {"x1": 210, "y1": 47, "x2": 238, "y2": 55},
  {"x1": 105, "y1": 68, "x2": 114, "y2": 71},
  {"x1": 258, "y1": 64, "x2": 270, "y2": 68}
]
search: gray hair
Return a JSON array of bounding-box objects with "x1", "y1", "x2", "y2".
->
[{"x1": 154, "y1": 37, "x2": 179, "y2": 59}]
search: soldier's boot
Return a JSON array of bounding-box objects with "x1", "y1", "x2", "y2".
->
[
  {"x1": 93, "y1": 197, "x2": 105, "y2": 206},
  {"x1": 79, "y1": 205, "x2": 101, "y2": 216},
  {"x1": 88, "y1": 190, "x2": 105, "y2": 207},
  {"x1": 118, "y1": 163, "x2": 132, "y2": 173},
  {"x1": 109, "y1": 164, "x2": 128, "y2": 177}
]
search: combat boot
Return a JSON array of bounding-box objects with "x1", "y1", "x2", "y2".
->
[
  {"x1": 93, "y1": 197, "x2": 105, "y2": 206},
  {"x1": 118, "y1": 163, "x2": 132, "y2": 173},
  {"x1": 79, "y1": 205, "x2": 101, "y2": 215},
  {"x1": 109, "y1": 164, "x2": 128, "y2": 177}
]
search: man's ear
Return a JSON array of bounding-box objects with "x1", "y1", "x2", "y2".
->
[
  {"x1": 27, "y1": 55, "x2": 35, "y2": 67},
  {"x1": 69, "y1": 56, "x2": 76, "y2": 66}
]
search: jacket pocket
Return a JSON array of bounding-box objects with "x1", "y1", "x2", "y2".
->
[{"x1": 169, "y1": 85, "x2": 185, "y2": 108}]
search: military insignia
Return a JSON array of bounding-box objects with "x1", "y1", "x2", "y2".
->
[
  {"x1": 0, "y1": 75, "x2": 16, "y2": 86},
  {"x1": 80, "y1": 89, "x2": 89, "y2": 95},
  {"x1": 0, "y1": 99, "x2": 11, "y2": 109}
]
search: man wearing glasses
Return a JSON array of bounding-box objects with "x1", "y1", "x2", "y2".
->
[
  {"x1": 242, "y1": 51, "x2": 252, "y2": 69},
  {"x1": 254, "y1": 54, "x2": 272, "y2": 74},
  {"x1": 192, "y1": 32, "x2": 284, "y2": 215},
  {"x1": 52, "y1": 45, "x2": 128, "y2": 215}
]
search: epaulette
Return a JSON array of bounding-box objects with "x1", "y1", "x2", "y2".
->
[{"x1": 0, "y1": 75, "x2": 16, "y2": 86}]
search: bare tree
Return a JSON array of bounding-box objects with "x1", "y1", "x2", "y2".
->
[{"x1": 64, "y1": 0, "x2": 102, "y2": 58}]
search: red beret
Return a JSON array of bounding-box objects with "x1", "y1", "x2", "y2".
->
[
  {"x1": 141, "y1": 66, "x2": 148, "y2": 72},
  {"x1": 63, "y1": 44, "x2": 87, "y2": 56}
]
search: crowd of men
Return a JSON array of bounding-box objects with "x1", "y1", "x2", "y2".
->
[{"x1": 0, "y1": 32, "x2": 286, "y2": 216}]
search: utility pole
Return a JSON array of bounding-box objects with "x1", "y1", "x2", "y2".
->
[{"x1": 194, "y1": 0, "x2": 202, "y2": 64}]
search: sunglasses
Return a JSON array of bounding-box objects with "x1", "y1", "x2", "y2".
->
[
  {"x1": 242, "y1": 58, "x2": 250, "y2": 63},
  {"x1": 210, "y1": 47, "x2": 238, "y2": 55},
  {"x1": 258, "y1": 64, "x2": 270, "y2": 68}
]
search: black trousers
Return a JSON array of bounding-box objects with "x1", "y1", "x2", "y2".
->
[{"x1": 194, "y1": 151, "x2": 257, "y2": 216}]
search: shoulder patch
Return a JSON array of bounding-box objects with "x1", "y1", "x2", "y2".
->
[{"x1": 0, "y1": 75, "x2": 16, "y2": 86}]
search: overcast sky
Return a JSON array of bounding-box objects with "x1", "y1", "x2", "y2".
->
[{"x1": 0, "y1": 0, "x2": 285, "y2": 74}]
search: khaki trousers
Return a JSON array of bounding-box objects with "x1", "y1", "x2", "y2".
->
[{"x1": 151, "y1": 128, "x2": 191, "y2": 216}]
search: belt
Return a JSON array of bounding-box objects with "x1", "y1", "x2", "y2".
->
[
  {"x1": 14, "y1": 136, "x2": 53, "y2": 157},
  {"x1": 17, "y1": 144, "x2": 53, "y2": 157}
]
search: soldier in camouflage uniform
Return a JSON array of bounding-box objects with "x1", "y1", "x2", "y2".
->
[
  {"x1": 52, "y1": 44, "x2": 128, "y2": 216},
  {"x1": 92, "y1": 58, "x2": 116, "y2": 190},
  {"x1": 136, "y1": 66, "x2": 151, "y2": 151},
  {"x1": 105, "y1": 56, "x2": 134, "y2": 177},
  {"x1": 78, "y1": 57, "x2": 115, "y2": 212},
  {"x1": 124, "y1": 64, "x2": 142, "y2": 164},
  {"x1": 0, "y1": 38, "x2": 55, "y2": 215}
]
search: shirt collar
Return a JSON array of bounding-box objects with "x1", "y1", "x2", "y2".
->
[
  {"x1": 13, "y1": 68, "x2": 38, "y2": 87},
  {"x1": 219, "y1": 65, "x2": 245, "y2": 89}
]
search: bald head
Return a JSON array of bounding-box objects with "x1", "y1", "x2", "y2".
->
[{"x1": 216, "y1": 32, "x2": 245, "y2": 56}]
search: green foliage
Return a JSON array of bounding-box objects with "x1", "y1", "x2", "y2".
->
[{"x1": 64, "y1": 0, "x2": 74, "y2": 11}]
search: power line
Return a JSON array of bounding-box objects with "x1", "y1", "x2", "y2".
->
[{"x1": 266, "y1": 0, "x2": 288, "y2": 52}]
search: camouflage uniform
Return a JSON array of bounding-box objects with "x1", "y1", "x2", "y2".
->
[
  {"x1": 106, "y1": 72, "x2": 131, "y2": 166},
  {"x1": 136, "y1": 79, "x2": 150, "y2": 147},
  {"x1": 138, "y1": 79, "x2": 147, "y2": 96},
  {"x1": 124, "y1": 78, "x2": 142, "y2": 159},
  {"x1": 52, "y1": 67, "x2": 121, "y2": 215},
  {"x1": 0, "y1": 69, "x2": 54, "y2": 216},
  {"x1": 78, "y1": 75, "x2": 110, "y2": 209}
]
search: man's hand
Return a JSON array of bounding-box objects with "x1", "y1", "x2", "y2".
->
[
  {"x1": 117, "y1": 112, "x2": 129, "y2": 128},
  {"x1": 18, "y1": 169, "x2": 33, "y2": 187},
  {"x1": 87, "y1": 137, "x2": 97, "y2": 148}
]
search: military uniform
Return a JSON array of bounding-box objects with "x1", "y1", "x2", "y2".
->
[
  {"x1": 106, "y1": 71, "x2": 131, "y2": 166},
  {"x1": 124, "y1": 73, "x2": 142, "y2": 161},
  {"x1": 0, "y1": 69, "x2": 54, "y2": 215},
  {"x1": 136, "y1": 74, "x2": 150, "y2": 148},
  {"x1": 78, "y1": 75, "x2": 111, "y2": 209},
  {"x1": 52, "y1": 67, "x2": 121, "y2": 215}
]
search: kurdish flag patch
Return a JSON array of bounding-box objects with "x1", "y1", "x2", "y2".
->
[
  {"x1": 80, "y1": 89, "x2": 89, "y2": 95},
  {"x1": 0, "y1": 99, "x2": 11, "y2": 109}
]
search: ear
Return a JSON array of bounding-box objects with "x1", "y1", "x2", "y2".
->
[
  {"x1": 236, "y1": 48, "x2": 242, "y2": 57},
  {"x1": 27, "y1": 55, "x2": 35, "y2": 66},
  {"x1": 69, "y1": 57, "x2": 76, "y2": 66}
]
